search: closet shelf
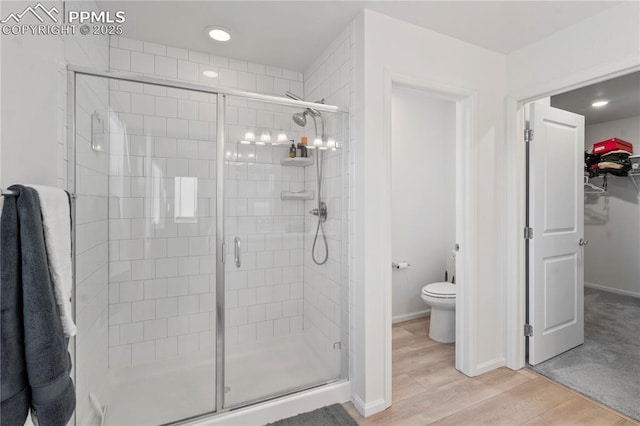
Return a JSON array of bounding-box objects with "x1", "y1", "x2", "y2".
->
[
  {"x1": 281, "y1": 157, "x2": 313, "y2": 167},
  {"x1": 584, "y1": 175, "x2": 606, "y2": 194},
  {"x1": 628, "y1": 170, "x2": 640, "y2": 191}
]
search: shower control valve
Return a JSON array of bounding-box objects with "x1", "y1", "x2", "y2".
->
[{"x1": 310, "y1": 201, "x2": 328, "y2": 222}]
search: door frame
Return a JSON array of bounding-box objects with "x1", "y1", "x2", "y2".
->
[
  {"x1": 504, "y1": 63, "x2": 640, "y2": 369},
  {"x1": 382, "y1": 71, "x2": 478, "y2": 400}
]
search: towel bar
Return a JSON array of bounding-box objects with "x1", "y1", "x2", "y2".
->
[{"x1": 1, "y1": 188, "x2": 77, "y2": 199}]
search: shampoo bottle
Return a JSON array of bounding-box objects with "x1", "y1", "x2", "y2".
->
[{"x1": 289, "y1": 140, "x2": 297, "y2": 158}]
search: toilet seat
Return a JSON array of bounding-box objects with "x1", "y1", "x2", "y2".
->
[{"x1": 422, "y1": 282, "x2": 456, "y2": 299}]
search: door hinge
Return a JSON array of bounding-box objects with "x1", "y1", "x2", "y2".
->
[
  {"x1": 524, "y1": 128, "x2": 534, "y2": 143},
  {"x1": 524, "y1": 324, "x2": 533, "y2": 337},
  {"x1": 524, "y1": 227, "x2": 533, "y2": 240}
]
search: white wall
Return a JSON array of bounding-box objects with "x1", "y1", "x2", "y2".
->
[
  {"x1": 584, "y1": 116, "x2": 640, "y2": 297},
  {"x1": 353, "y1": 9, "x2": 507, "y2": 415},
  {"x1": 0, "y1": 1, "x2": 110, "y2": 190},
  {"x1": 1, "y1": 8, "x2": 63, "y2": 189},
  {"x1": 391, "y1": 86, "x2": 456, "y2": 321},
  {"x1": 507, "y1": 2, "x2": 640, "y2": 101},
  {"x1": 0, "y1": 2, "x2": 110, "y2": 425}
]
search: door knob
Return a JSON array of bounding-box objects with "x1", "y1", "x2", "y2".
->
[{"x1": 578, "y1": 238, "x2": 588, "y2": 246}]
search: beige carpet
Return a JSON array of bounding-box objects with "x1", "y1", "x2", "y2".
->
[{"x1": 531, "y1": 288, "x2": 640, "y2": 420}]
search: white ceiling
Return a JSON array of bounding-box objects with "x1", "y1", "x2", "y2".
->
[
  {"x1": 97, "y1": 1, "x2": 621, "y2": 71},
  {"x1": 551, "y1": 72, "x2": 640, "y2": 125}
]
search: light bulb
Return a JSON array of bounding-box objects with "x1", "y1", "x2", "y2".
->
[
  {"x1": 207, "y1": 27, "x2": 231, "y2": 42},
  {"x1": 276, "y1": 131, "x2": 288, "y2": 144},
  {"x1": 244, "y1": 130, "x2": 256, "y2": 142},
  {"x1": 260, "y1": 130, "x2": 272, "y2": 144}
]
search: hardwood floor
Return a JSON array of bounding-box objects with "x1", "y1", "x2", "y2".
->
[{"x1": 343, "y1": 317, "x2": 638, "y2": 425}]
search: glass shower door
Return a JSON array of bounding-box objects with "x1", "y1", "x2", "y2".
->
[
  {"x1": 221, "y1": 95, "x2": 347, "y2": 408},
  {"x1": 72, "y1": 74, "x2": 218, "y2": 425},
  {"x1": 73, "y1": 71, "x2": 348, "y2": 421}
]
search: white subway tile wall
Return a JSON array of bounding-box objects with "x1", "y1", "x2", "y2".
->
[
  {"x1": 222, "y1": 98, "x2": 307, "y2": 346},
  {"x1": 110, "y1": 37, "x2": 304, "y2": 95},
  {"x1": 107, "y1": 37, "x2": 312, "y2": 367},
  {"x1": 107, "y1": 79, "x2": 217, "y2": 367},
  {"x1": 302, "y1": 25, "x2": 354, "y2": 377}
]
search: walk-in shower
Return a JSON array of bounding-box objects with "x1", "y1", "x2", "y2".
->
[
  {"x1": 286, "y1": 91, "x2": 329, "y2": 266},
  {"x1": 70, "y1": 69, "x2": 348, "y2": 425}
]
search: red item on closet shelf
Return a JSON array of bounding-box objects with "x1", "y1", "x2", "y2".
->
[{"x1": 592, "y1": 138, "x2": 633, "y2": 155}]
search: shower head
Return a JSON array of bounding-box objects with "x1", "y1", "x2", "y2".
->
[
  {"x1": 286, "y1": 91, "x2": 325, "y2": 137},
  {"x1": 292, "y1": 111, "x2": 307, "y2": 127},
  {"x1": 285, "y1": 91, "x2": 324, "y2": 118}
]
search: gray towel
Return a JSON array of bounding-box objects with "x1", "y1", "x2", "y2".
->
[{"x1": 1, "y1": 185, "x2": 75, "y2": 426}]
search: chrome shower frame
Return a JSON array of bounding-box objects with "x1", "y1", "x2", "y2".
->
[{"x1": 66, "y1": 65, "x2": 348, "y2": 425}]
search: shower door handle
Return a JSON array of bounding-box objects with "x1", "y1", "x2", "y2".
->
[{"x1": 234, "y1": 236, "x2": 241, "y2": 268}]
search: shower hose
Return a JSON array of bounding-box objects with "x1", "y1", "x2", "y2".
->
[{"x1": 312, "y1": 150, "x2": 329, "y2": 265}]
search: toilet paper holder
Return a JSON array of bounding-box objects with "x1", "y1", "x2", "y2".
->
[{"x1": 392, "y1": 261, "x2": 410, "y2": 270}]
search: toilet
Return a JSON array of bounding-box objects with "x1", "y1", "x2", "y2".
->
[
  {"x1": 421, "y1": 282, "x2": 456, "y2": 343},
  {"x1": 421, "y1": 251, "x2": 456, "y2": 343}
]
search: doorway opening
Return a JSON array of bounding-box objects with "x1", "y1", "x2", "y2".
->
[
  {"x1": 387, "y1": 82, "x2": 461, "y2": 402},
  {"x1": 524, "y1": 71, "x2": 640, "y2": 421}
]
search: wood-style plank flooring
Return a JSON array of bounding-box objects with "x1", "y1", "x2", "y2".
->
[{"x1": 343, "y1": 317, "x2": 638, "y2": 425}]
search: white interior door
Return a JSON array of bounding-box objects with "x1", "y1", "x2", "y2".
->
[{"x1": 528, "y1": 99, "x2": 585, "y2": 365}]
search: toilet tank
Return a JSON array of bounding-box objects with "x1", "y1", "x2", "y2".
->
[{"x1": 446, "y1": 250, "x2": 456, "y2": 281}]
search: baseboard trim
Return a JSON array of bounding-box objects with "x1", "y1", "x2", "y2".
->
[
  {"x1": 470, "y1": 357, "x2": 506, "y2": 377},
  {"x1": 352, "y1": 394, "x2": 390, "y2": 417},
  {"x1": 392, "y1": 309, "x2": 430, "y2": 324},
  {"x1": 585, "y1": 282, "x2": 640, "y2": 299}
]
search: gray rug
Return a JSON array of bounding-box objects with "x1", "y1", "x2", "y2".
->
[
  {"x1": 531, "y1": 288, "x2": 640, "y2": 420},
  {"x1": 266, "y1": 404, "x2": 357, "y2": 426}
]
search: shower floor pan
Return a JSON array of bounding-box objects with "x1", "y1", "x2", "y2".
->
[{"x1": 103, "y1": 332, "x2": 336, "y2": 426}]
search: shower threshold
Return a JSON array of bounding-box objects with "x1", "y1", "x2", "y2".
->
[{"x1": 102, "y1": 331, "x2": 338, "y2": 426}]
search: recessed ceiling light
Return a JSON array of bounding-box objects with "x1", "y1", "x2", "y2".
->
[
  {"x1": 592, "y1": 100, "x2": 609, "y2": 107},
  {"x1": 207, "y1": 26, "x2": 231, "y2": 42},
  {"x1": 202, "y1": 70, "x2": 218, "y2": 78}
]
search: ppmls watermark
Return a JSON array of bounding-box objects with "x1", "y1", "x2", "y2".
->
[{"x1": 1, "y1": 2, "x2": 125, "y2": 36}]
